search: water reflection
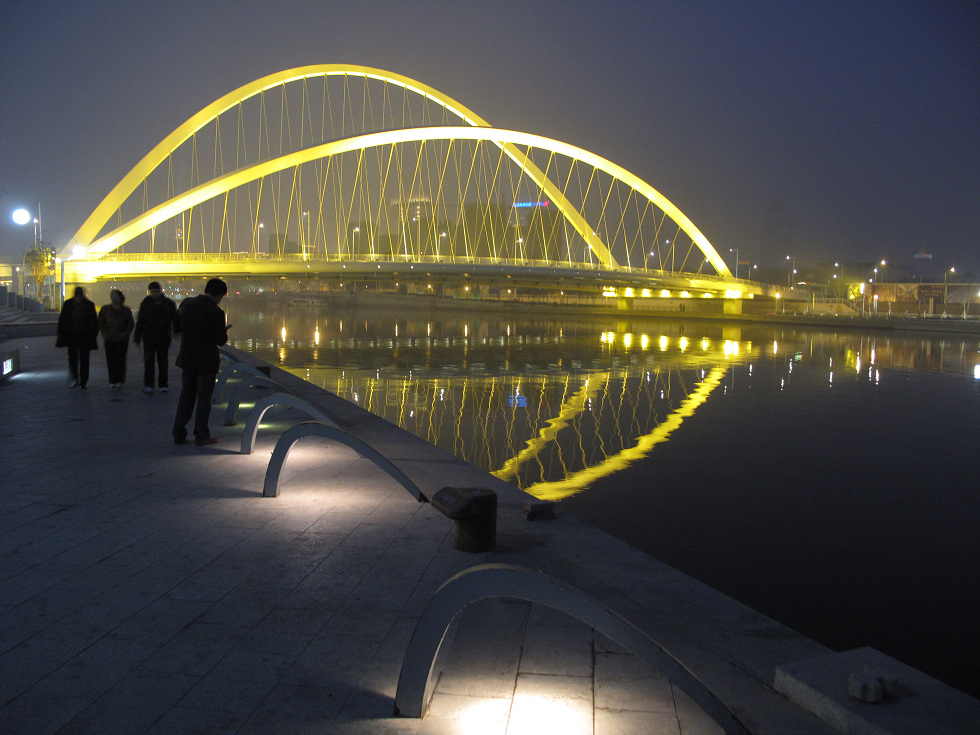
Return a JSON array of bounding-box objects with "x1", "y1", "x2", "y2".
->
[
  {"x1": 226, "y1": 302, "x2": 980, "y2": 498},
  {"x1": 228, "y1": 304, "x2": 773, "y2": 495}
]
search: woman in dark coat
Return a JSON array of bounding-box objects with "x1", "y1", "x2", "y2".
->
[
  {"x1": 98, "y1": 289, "x2": 135, "y2": 389},
  {"x1": 56, "y1": 286, "x2": 99, "y2": 388}
]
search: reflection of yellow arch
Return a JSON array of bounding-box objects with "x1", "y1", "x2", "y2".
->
[
  {"x1": 81, "y1": 125, "x2": 732, "y2": 276},
  {"x1": 493, "y1": 374, "x2": 609, "y2": 482},
  {"x1": 68, "y1": 65, "x2": 730, "y2": 276},
  {"x1": 522, "y1": 367, "x2": 727, "y2": 501}
]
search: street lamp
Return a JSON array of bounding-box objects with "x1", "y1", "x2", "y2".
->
[
  {"x1": 729, "y1": 248, "x2": 739, "y2": 279},
  {"x1": 944, "y1": 267, "x2": 956, "y2": 311},
  {"x1": 11, "y1": 204, "x2": 42, "y2": 301},
  {"x1": 786, "y1": 255, "x2": 796, "y2": 288}
]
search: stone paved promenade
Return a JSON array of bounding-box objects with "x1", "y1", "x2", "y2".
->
[{"x1": 1, "y1": 327, "x2": 974, "y2": 734}]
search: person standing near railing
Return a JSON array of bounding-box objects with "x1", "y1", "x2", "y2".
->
[
  {"x1": 98, "y1": 289, "x2": 134, "y2": 389},
  {"x1": 172, "y1": 278, "x2": 230, "y2": 446},
  {"x1": 133, "y1": 281, "x2": 178, "y2": 394}
]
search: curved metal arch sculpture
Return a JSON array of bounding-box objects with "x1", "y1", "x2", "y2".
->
[
  {"x1": 222, "y1": 374, "x2": 282, "y2": 426},
  {"x1": 214, "y1": 362, "x2": 270, "y2": 404},
  {"x1": 263, "y1": 421, "x2": 425, "y2": 501},
  {"x1": 77, "y1": 125, "x2": 732, "y2": 277},
  {"x1": 240, "y1": 393, "x2": 340, "y2": 454},
  {"x1": 66, "y1": 64, "x2": 730, "y2": 277},
  {"x1": 394, "y1": 564, "x2": 750, "y2": 734}
]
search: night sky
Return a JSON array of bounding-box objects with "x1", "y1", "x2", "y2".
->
[{"x1": 1, "y1": 1, "x2": 977, "y2": 277}]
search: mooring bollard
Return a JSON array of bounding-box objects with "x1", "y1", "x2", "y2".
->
[{"x1": 431, "y1": 486, "x2": 497, "y2": 552}]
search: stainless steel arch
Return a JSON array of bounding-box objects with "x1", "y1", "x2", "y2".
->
[
  {"x1": 262, "y1": 421, "x2": 425, "y2": 501},
  {"x1": 240, "y1": 393, "x2": 340, "y2": 454},
  {"x1": 214, "y1": 362, "x2": 270, "y2": 404},
  {"x1": 394, "y1": 564, "x2": 750, "y2": 734},
  {"x1": 222, "y1": 375, "x2": 282, "y2": 426}
]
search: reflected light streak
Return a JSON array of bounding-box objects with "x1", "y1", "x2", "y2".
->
[
  {"x1": 494, "y1": 374, "x2": 608, "y2": 482},
  {"x1": 524, "y1": 367, "x2": 727, "y2": 501}
]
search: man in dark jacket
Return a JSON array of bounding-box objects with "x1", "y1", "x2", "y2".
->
[
  {"x1": 133, "y1": 281, "x2": 178, "y2": 393},
  {"x1": 56, "y1": 286, "x2": 98, "y2": 389},
  {"x1": 172, "y1": 278, "x2": 230, "y2": 446}
]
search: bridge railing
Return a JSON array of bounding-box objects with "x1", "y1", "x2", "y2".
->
[{"x1": 76, "y1": 252, "x2": 742, "y2": 283}]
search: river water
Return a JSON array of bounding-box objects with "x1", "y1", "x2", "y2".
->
[{"x1": 226, "y1": 299, "x2": 980, "y2": 697}]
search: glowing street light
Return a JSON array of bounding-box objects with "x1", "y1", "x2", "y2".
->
[
  {"x1": 729, "y1": 247, "x2": 739, "y2": 279},
  {"x1": 945, "y1": 266, "x2": 956, "y2": 309},
  {"x1": 786, "y1": 255, "x2": 796, "y2": 288}
]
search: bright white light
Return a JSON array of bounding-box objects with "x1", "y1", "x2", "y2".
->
[
  {"x1": 12, "y1": 208, "x2": 31, "y2": 225},
  {"x1": 507, "y1": 694, "x2": 590, "y2": 735},
  {"x1": 456, "y1": 699, "x2": 511, "y2": 735}
]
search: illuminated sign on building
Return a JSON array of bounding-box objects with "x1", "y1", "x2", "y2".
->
[{"x1": 512, "y1": 201, "x2": 550, "y2": 208}]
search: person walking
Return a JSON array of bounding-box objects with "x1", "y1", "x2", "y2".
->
[
  {"x1": 172, "y1": 278, "x2": 230, "y2": 446},
  {"x1": 98, "y1": 289, "x2": 135, "y2": 389},
  {"x1": 56, "y1": 286, "x2": 99, "y2": 389},
  {"x1": 133, "y1": 281, "x2": 178, "y2": 393}
]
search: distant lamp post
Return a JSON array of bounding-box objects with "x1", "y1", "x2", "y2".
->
[
  {"x1": 11, "y1": 204, "x2": 42, "y2": 301},
  {"x1": 944, "y1": 267, "x2": 956, "y2": 311},
  {"x1": 786, "y1": 255, "x2": 796, "y2": 288},
  {"x1": 729, "y1": 248, "x2": 739, "y2": 278}
]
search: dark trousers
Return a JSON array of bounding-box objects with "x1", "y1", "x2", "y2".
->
[
  {"x1": 67, "y1": 346, "x2": 91, "y2": 386},
  {"x1": 104, "y1": 341, "x2": 129, "y2": 384},
  {"x1": 173, "y1": 368, "x2": 217, "y2": 441},
  {"x1": 142, "y1": 340, "x2": 170, "y2": 388}
]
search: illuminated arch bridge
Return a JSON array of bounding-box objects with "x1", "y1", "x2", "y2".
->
[{"x1": 63, "y1": 64, "x2": 763, "y2": 299}]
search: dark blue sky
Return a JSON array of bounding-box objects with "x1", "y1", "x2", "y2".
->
[{"x1": 1, "y1": 1, "x2": 977, "y2": 275}]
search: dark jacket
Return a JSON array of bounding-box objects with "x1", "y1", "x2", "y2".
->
[
  {"x1": 133, "y1": 294, "x2": 178, "y2": 345},
  {"x1": 174, "y1": 294, "x2": 228, "y2": 373},
  {"x1": 98, "y1": 304, "x2": 134, "y2": 344},
  {"x1": 55, "y1": 295, "x2": 99, "y2": 350}
]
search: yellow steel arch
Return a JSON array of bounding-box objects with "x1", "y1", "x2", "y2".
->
[
  {"x1": 82, "y1": 125, "x2": 732, "y2": 277},
  {"x1": 67, "y1": 64, "x2": 620, "y2": 268}
]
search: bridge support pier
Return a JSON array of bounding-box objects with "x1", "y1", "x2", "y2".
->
[{"x1": 723, "y1": 298, "x2": 743, "y2": 315}]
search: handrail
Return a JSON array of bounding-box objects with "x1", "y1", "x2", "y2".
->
[
  {"x1": 240, "y1": 393, "x2": 340, "y2": 453},
  {"x1": 263, "y1": 421, "x2": 426, "y2": 502},
  {"x1": 394, "y1": 564, "x2": 751, "y2": 734},
  {"x1": 223, "y1": 375, "x2": 283, "y2": 425}
]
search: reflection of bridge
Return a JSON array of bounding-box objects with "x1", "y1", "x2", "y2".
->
[
  {"x1": 241, "y1": 320, "x2": 760, "y2": 499},
  {"x1": 61, "y1": 65, "x2": 769, "y2": 301}
]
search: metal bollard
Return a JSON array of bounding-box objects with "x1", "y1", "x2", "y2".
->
[{"x1": 431, "y1": 487, "x2": 497, "y2": 552}]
